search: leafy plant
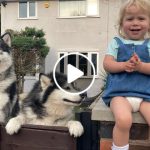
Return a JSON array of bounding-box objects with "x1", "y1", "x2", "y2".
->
[
  {"x1": 100, "y1": 70, "x2": 108, "y2": 95},
  {"x1": 6, "y1": 27, "x2": 50, "y2": 93}
]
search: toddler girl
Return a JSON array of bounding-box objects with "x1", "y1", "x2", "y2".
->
[{"x1": 102, "y1": 0, "x2": 150, "y2": 149}]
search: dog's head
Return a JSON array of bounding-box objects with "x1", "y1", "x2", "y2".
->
[
  {"x1": 0, "y1": 33, "x2": 12, "y2": 73},
  {"x1": 39, "y1": 72, "x2": 85, "y2": 106}
]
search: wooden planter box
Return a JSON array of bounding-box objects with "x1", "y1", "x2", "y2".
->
[
  {"x1": 0, "y1": 124, "x2": 76, "y2": 150},
  {"x1": 0, "y1": 111, "x2": 99, "y2": 150}
]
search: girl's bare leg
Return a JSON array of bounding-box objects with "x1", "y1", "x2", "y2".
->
[
  {"x1": 110, "y1": 96, "x2": 132, "y2": 146},
  {"x1": 140, "y1": 101, "x2": 150, "y2": 126}
]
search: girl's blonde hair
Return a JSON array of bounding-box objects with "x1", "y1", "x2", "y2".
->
[{"x1": 118, "y1": 0, "x2": 150, "y2": 38}]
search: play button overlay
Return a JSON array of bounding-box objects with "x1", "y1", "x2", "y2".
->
[
  {"x1": 53, "y1": 52, "x2": 95, "y2": 95},
  {"x1": 67, "y1": 64, "x2": 84, "y2": 83}
]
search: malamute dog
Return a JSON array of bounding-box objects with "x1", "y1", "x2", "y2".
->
[
  {"x1": 6, "y1": 72, "x2": 84, "y2": 137},
  {"x1": 0, "y1": 32, "x2": 19, "y2": 122}
]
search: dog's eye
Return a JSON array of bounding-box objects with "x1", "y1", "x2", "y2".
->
[{"x1": 65, "y1": 86, "x2": 71, "y2": 90}]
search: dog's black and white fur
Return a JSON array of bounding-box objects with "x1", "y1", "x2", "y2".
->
[
  {"x1": 6, "y1": 72, "x2": 84, "y2": 137},
  {"x1": 0, "y1": 33, "x2": 19, "y2": 122}
]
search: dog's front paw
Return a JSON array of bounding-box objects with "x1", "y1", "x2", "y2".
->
[
  {"x1": 67, "y1": 120, "x2": 84, "y2": 137},
  {"x1": 5, "y1": 118, "x2": 22, "y2": 135}
]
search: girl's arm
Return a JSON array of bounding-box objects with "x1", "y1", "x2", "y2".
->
[
  {"x1": 103, "y1": 55, "x2": 136, "y2": 73},
  {"x1": 130, "y1": 53, "x2": 150, "y2": 75},
  {"x1": 136, "y1": 62, "x2": 150, "y2": 75}
]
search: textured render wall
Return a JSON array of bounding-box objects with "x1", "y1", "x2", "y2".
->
[{"x1": 1, "y1": 0, "x2": 122, "y2": 95}]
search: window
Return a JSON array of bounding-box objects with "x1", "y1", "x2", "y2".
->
[
  {"x1": 58, "y1": 52, "x2": 99, "y2": 77},
  {"x1": 19, "y1": 1, "x2": 37, "y2": 19},
  {"x1": 59, "y1": 0, "x2": 99, "y2": 18}
]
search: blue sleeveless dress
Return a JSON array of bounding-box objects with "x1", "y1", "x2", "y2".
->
[{"x1": 102, "y1": 37, "x2": 150, "y2": 106}]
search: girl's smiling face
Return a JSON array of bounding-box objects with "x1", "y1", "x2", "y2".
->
[{"x1": 122, "y1": 4, "x2": 150, "y2": 40}]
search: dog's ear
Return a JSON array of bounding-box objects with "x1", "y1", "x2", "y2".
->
[
  {"x1": 54, "y1": 72, "x2": 67, "y2": 86},
  {"x1": 1, "y1": 32, "x2": 11, "y2": 47},
  {"x1": 39, "y1": 73, "x2": 53, "y2": 90}
]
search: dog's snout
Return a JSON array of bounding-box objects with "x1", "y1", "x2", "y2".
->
[{"x1": 80, "y1": 92, "x2": 87, "y2": 98}]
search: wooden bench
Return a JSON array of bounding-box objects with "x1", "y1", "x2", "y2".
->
[{"x1": 91, "y1": 99, "x2": 150, "y2": 150}]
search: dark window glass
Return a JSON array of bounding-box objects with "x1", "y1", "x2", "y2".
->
[
  {"x1": 91, "y1": 54, "x2": 97, "y2": 75},
  {"x1": 19, "y1": 2, "x2": 27, "y2": 18},
  {"x1": 68, "y1": 54, "x2": 76, "y2": 67},
  {"x1": 79, "y1": 53, "x2": 87, "y2": 76},
  {"x1": 60, "y1": 54, "x2": 64, "y2": 73},
  {"x1": 29, "y1": 2, "x2": 35, "y2": 17}
]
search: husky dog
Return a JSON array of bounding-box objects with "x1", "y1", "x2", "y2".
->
[
  {"x1": 0, "y1": 33, "x2": 19, "y2": 123},
  {"x1": 6, "y1": 72, "x2": 84, "y2": 137}
]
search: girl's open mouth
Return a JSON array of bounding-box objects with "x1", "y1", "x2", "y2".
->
[{"x1": 130, "y1": 29, "x2": 141, "y2": 32}]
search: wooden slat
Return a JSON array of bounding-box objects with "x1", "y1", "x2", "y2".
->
[{"x1": 0, "y1": 124, "x2": 76, "y2": 150}]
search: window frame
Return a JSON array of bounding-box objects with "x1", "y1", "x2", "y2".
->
[
  {"x1": 58, "y1": 0, "x2": 99, "y2": 18},
  {"x1": 58, "y1": 51, "x2": 99, "y2": 78},
  {"x1": 18, "y1": 1, "x2": 37, "y2": 19}
]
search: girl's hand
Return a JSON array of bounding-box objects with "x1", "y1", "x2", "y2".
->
[
  {"x1": 128, "y1": 53, "x2": 142, "y2": 71},
  {"x1": 130, "y1": 53, "x2": 140, "y2": 65},
  {"x1": 124, "y1": 60, "x2": 136, "y2": 72}
]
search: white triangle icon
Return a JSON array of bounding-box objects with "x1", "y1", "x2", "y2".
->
[{"x1": 67, "y1": 64, "x2": 84, "y2": 83}]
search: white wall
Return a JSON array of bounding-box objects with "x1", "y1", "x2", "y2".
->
[{"x1": 1, "y1": 0, "x2": 122, "y2": 95}]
